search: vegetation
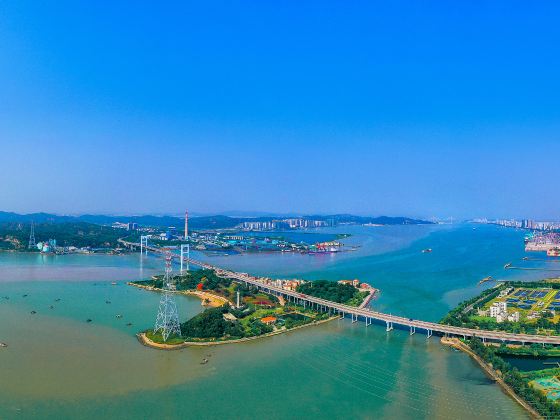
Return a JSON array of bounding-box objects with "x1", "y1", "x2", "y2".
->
[
  {"x1": 296, "y1": 280, "x2": 369, "y2": 306},
  {"x1": 181, "y1": 305, "x2": 246, "y2": 339},
  {"x1": 0, "y1": 222, "x2": 126, "y2": 250},
  {"x1": 493, "y1": 343, "x2": 560, "y2": 358},
  {"x1": 140, "y1": 269, "x2": 333, "y2": 343},
  {"x1": 440, "y1": 285, "x2": 504, "y2": 326},
  {"x1": 467, "y1": 338, "x2": 560, "y2": 417},
  {"x1": 133, "y1": 269, "x2": 239, "y2": 299},
  {"x1": 441, "y1": 282, "x2": 560, "y2": 336}
]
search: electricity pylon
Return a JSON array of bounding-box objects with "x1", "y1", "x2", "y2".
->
[{"x1": 154, "y1": 252, "x2": 181, "y2": 341}]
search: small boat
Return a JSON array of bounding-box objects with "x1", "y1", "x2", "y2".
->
[
  {"x1": 478, "y1": 276, "x2": 493, "y2": 286},
  {"x1": 111, "y1": 282, "x2": 117, "y2": 286},
  {"x1": 30, "y1": 310, "x2": 37, "y2": 314},
  {"x1": 116, "y1": 314, "x2": 123, "y2": 319},
  {"x1": 86, "y1": 318, "x2": 92, "y2": 323},
  {"x1": 22, "y1": 294, "x2": 28, "y2": 298},
  {"x1": 200, "y1": 358, "x2": 209, "y2": 365},
  {"x1": 0, "y1": 342, "x2": 7, "y2": 348},
  {"x1": 126, "y1": 322, "x2": 132, "y2": 327},
  {"x1": 504, "y1": 263, "x2": 512, "y2": 269},
  {"x1": 49, "y1": 305, "x2": 54, "y2": 309},
  {"x1": 105, "y1": 300, "x2": 111, "y2": 304},
  {"x1": 55, "y1": 298, "x2": 61, "y2": 302},
  {"x1": 422, "y1": 248, "x2": 432, "y2": 253}
]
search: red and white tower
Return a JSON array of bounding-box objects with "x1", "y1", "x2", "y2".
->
[{"x1": 184, "y1": 209, "x2": 189, "y2": 239}]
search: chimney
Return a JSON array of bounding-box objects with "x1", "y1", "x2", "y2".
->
[{"x1": 184, "y1": 209, "x2": 189, "y2": 239}]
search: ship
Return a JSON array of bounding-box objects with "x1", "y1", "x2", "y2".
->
[
  {"x1": 308, "y1": 241, "x2": 342, "y2": 254},
  {"x1": 504, "y1": 263, "x2": 512, "y2": 269},
  {"x1": 421, "y1": 248, "x2": 432, "y2": 253}
]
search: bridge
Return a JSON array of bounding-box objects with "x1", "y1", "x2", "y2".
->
[{"x1": 120, "y1": 239, "x2": 560, "y2": 345}]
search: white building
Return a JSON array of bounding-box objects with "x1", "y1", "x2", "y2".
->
[
  {"x1": 507, "y1": 312, "x2": 520, "y2": 322},
  {"x1": 489, "y1": 301, "x2": 507, "y2": 318}
]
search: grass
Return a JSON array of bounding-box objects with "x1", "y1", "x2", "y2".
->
[{"x1": 145, "y1": 329, "x2": 185, "y2": 345}]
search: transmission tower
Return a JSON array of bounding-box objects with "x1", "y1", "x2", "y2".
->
[
  {"x1": 28, "y1": 221, "x2": 36, "y2": 249},
  {"x1": 154, "y1": 251, "x2": 181, "y2": 341}
]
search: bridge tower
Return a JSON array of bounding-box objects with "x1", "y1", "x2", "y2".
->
[
  {"x1": 154, "y1": 252, "x2": 181, "y2": 342},
  {"x1": 180, "y1": 244, "x2": 190, "y2": 273},
  {"x1": 28, "y1": 221, "x2": 36, "y2": 249},
  {"x1": 140, "y1": 235, "x2": 149, "y2": 255}
]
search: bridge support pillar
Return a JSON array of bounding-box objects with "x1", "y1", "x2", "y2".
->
[
  {"x1": 410, "y1": 326, "x2": 416, "y2": 335},
  {"x1": 386, "y1": 321, "x2": 393, "y2": 332},
  {"x1": 427, "y1": 329, "x2": 432, "y2": 338},
  {"x1": 352, "y1": 314, "x2": 357, "y2": 323},
  {"x1": 365, "y1": 318, "x2": 372, "y2": 327}
]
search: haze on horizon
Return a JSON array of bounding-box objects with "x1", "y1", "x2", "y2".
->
[{"x1": 1, "y1": 2, "x2": 559, "y2": 220}]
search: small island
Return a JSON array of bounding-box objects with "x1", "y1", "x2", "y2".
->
[{"x1": 130, "y1": 270, "x2": 374, "y2": 348}]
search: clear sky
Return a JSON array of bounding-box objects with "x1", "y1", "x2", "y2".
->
[{"x1": 1, "y1": 1, "x2": 559, "y2": 219}]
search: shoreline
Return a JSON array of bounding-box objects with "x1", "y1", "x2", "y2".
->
[
  {"x1": 441, "y1": 337, "x2": 541, "y2": 419},
  {"x1": 127, "y1": 282, "x2": 231, "y2": 307},
  {"x1": 137, "y1": 316, "x2": 339, "y2": 350}
]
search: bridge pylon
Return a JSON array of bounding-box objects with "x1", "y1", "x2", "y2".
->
[
  {"x1": 140, "y1": 236, "x2": 149, "y2": 255},
  {"x1": 180, "y1": 244, "x2": 190, "y2": 273}
]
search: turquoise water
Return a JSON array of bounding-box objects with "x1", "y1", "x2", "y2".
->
[{"x1": 1, "y1": 224, "x2": 556, "y2": 419}]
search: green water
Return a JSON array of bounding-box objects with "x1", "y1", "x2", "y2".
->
[{"x1": 2, "y1": 224, "x2": 556, "y2": 419}]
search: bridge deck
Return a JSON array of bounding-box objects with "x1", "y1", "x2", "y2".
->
[{"x1": 121, "y1": 240, "x2": 560, "y2": 345}]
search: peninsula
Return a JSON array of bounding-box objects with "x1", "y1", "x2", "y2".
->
[{"x1": 130, "y1": 269, "x2": 373, "y2": 348}]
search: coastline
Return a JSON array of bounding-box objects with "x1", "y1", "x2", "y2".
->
[
  {"x1": 137, "y1": 316, "x2": 339, "y2": 350},
  {"x1": 127, "y1": 282, "x2": 230, "y2": 307},
  {"x1": 441, "y1": 337, "x2": 541, "y2": 419}
]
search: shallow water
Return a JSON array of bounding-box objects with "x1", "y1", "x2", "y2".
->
[{"x1": 2, "y1": 224, "x2": 554, "y2": 419}]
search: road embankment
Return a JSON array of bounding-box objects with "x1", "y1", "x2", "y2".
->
[{"x1": 441, "y1": 337, "x2": 541, "y2": 419}]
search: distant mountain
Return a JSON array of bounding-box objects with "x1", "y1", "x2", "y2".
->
[{"x1": 0, "y1": 211, "x2": 433, "y2": 229}]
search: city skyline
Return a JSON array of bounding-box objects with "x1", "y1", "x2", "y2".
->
[{"x1": 1, "y1": 2, "x2": 559, "y2": 219}]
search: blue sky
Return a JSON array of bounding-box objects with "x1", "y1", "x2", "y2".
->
[{"x1": 1, "y1": 1, "x2": 559, "y2": 219}]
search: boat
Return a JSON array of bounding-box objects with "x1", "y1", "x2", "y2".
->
[
  {"x1": 478, "y1": 276, "x2": 493, "y2": 286},
  {"x1": 422, "y1": 248, "x2": 432, "y2": 253},
  {"x1": 0, "y1": 342, "x2": 7, "y2": 348},
  {"x1": 504, "y1": 263, "x2": 512, "y2": 269},
  {"x1": 111, "y1": 282, "x2": 117, "y2": 286},
  {"x1": 200, "y1": 358, "x2": 209, "y2": 365}
]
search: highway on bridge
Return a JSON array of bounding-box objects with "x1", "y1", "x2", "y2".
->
[{"x1": 120, "y1": 239, "x2": 560, "y2": 345}]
